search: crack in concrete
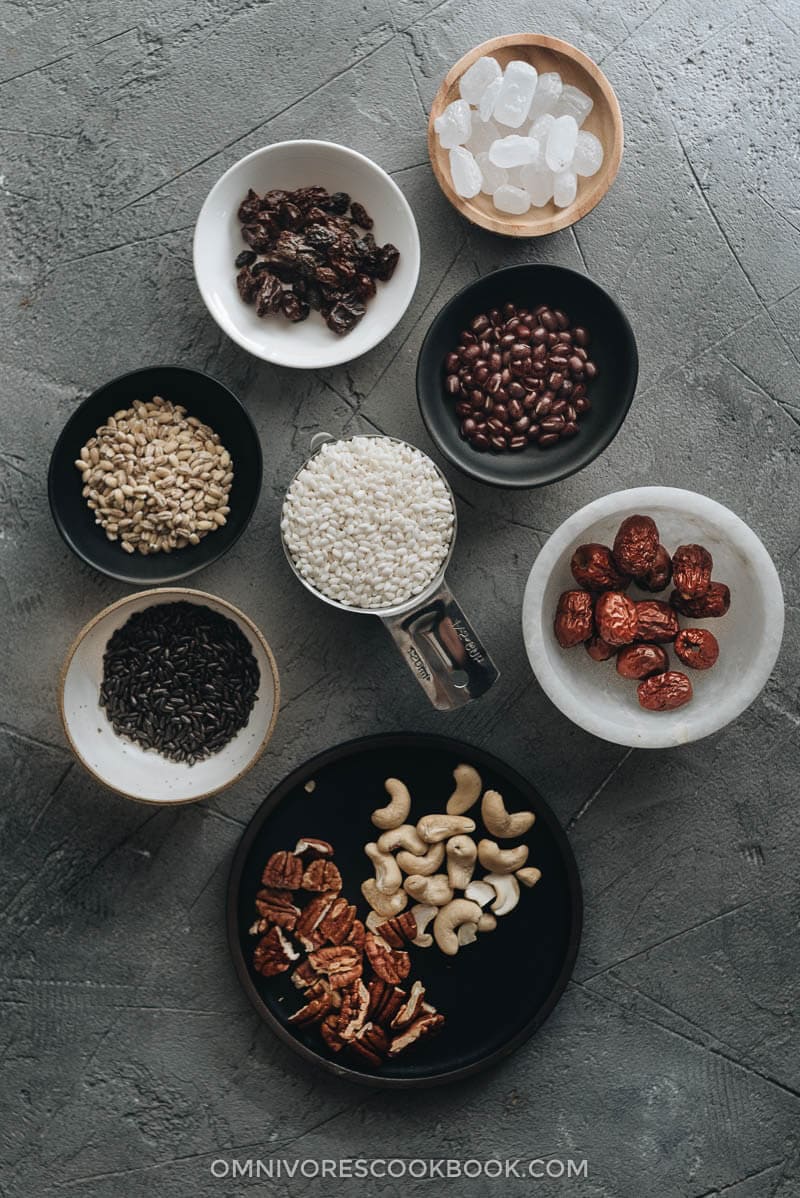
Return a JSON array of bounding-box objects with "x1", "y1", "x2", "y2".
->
[{"x1": 567, "y1": 748, "x2": 633, "y2": 831}]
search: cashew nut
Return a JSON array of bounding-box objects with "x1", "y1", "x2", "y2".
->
[
  {"x1": 483, "y1": 873, "x2": 520, "y2": 916},
  {"x1": 464, "y1": 879, "x2": 495, "y2": 907},
  {"x1": 433, "y1": 899, "x2": 483, "y2": 955},
  {"x1": 477, "y1": 838, "x2": 529, "y2": 874},
  {"x1": 376, "y1": 824, "x2": 427, "y2": 856},
  {"x1": 371, "y1": 778, "x2": 412, "y2": 830},
  {"x1": 446, "y1": 764, "x2": 482, "y2": 815},
  {"x1": 361, "y1": 878, "x2": 408, "y2": 918},
  {"x1": 410, "y1": 903, "x2": 438, "y2": 948},
  {"x1": 417, "y1": 813, "x2": 476, "y2": 844},
  {"x1": 404, "y1": 873, "x2": 454, "y2": 907},
  {"x1": 477, "y1": 911, "x2": 497, "y2": 933},
  {"x1": 517, "y1": 866, "x2": 542, "y2": 888},
  {"x1": 363, "y1": 842, "x2": 402, "y2": 895},
  {"x1": 481, "y1": 789, "x2": 536, "y2": 839},
  {"x1": 396, "y1": 842, "x2": 445, "y2": 877},
  {"x1": 457, "y1": 921, "x2": 478, "y2": 947},
  {"x1": 446, "y1": 835, "x2": 477, "y2": 890}
]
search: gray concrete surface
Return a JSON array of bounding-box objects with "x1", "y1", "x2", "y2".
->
[{"x1": 1, "y1": 1, "x2": 798, "y2": 1195}]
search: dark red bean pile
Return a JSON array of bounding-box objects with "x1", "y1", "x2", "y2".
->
[{"x1": 443, "y1": 302, "x2": 598, "y2": 452}]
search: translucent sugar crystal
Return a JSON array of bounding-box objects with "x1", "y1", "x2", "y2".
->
[
  {"x1": 519, "y1": 163, "x2": 554, "y2": 207},
  {"x1": 492, "y1": 184, "x2": 531, "y2": 214},
  {"x1": 476, "y1": 152, "x2": 508, "y2": 195},
  {"x1": 459, "y1": 55, "x2": 502, "y2": 105},
  {"x1": 553, "y1": 169, "x2": 577, "y2": 208},
  {"x1": 555, "y1": 84, "x2": 593, "y2": 127},
  {"x1": 434, "y1": 98, "x2": 471, "y2": 149},
  {"x1": 545, "y1": 114, "x2": 578, "y2": 172},
  {"x1": 488, "y1": 134, "x2": 539, "y2": 168},
  {"x1": 478, "y1": 76, "x2": 503, "y2": 122},
  {"x1": 528, "y1": 71, "x2": 562, "y2": 119},
  {"x1": 492, "y1": 60, "x2": 538, "y2": 128},
  {"x1": 529, "y1": 112, "x2": 555, "y2": 144},
  {"x1": 466, "y1": 114, "x2": 500, "y2": 156},
  {"x1": 448, "y1": 146, "x2": 482, "y2": 198},
  {"x1": 573, "y1": 129, "x2": 604, "y2": 177}
]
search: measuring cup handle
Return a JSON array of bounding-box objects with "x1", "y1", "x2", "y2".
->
[{"x1": 380, "y1": 580, "x2": 499, "y2": 710}]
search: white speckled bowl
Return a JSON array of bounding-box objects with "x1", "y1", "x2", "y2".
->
[
  {"x1": 522, "y1": 487, "x2": 784, "y2": 748},
  {"x1": 59, "y1": 588, "x2": 280, "y2": 803},
  {"x1": 194, "y1": 140, "x2": 420, "y2": 369}
]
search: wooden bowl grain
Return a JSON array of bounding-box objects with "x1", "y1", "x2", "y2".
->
[{"x1": 428, "y1": 34, "x2": 624, "y2": 238}]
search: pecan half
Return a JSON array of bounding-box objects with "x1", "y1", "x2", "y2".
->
[
  {"x1": 317, "y1": 896, "x2": 357, "y2": 946},
  {"x1": 595, "y1": 591, "x2": 638, "y2": 646},
  {"x1": 637, "y1": 671, "x2": 693, "y2": 711},
  {"x1": 388, "y1": 1010, "x2": 445, "y2": 1056},
  {"x1": 253, "y1": 926, "x2": 300, "y2": 977},
  {"x1": 671, "y1": 582, "x2": 730, "y2": 619},
  {"x1": 294, "y1": 837, "x2": 334, "y2": 861},
  {"x1": 570, "y1": 543, "x2": 630, "y2": 591},
  {"x1": 295, "y1": 890, "x2": 339, "y2": 950},
  {"x1": 672, "y1": 544, "x2": 713, "y2": 600},
  {"x1": 674, "y1": 627, "x2": 719, "y2": 670},
  {"x1": 349, "y1": 1022, "x2": 389, "y2": 1067},
  {"x1": 616, "y1": 643, "x2": 668, "y2": 680},
  {"x1": 320, "y1": 1012, "x2": 346, "y2": 1053},
  {"x1": 301, "y1": 858, "x2": 342, "y2": 893},
  {"x1": 308, "y1": 945, "x2": 362, "y2": 989},
  {"x1": 364, "y1": 932, "x2": 411, "y2": 985},
  {"x1": 288, "y1": 989, "x2": 334, "y2": 1027},
  {"x1": 390, "y1": 980, "x2": 427, "y2": 1030},
  {"x1": 635, "y1": 600, "x2": 679, "y2": 643},
  {"x1": 613, "y1": 514, "x2": 660, "y2": 576},
  {"x1": 254, "y1": 887, "x2": 301, "y2": 931},
  {"x1": 337, "y1": 979, "x2": 371, "y2": 1042},
  {"x1": 261, "y1": 850, "x2": 303, "y2": 890},
  {"x1": 367, "y1": 979, "x2": 406, "y2": 1027},
  {"x1": 554, "y1": 589, "x2": 595, "y2": 648},
  {"x1": 346, "y1": 918, "x2": 366, "y2": 951},
  {"x1": 376, "y1": 910, "x2": 417, "y2": 949}
]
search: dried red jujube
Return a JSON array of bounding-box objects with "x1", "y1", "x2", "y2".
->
[
  {"x1": 672, "y1": 544, "x2": 713, "y2": 600},
  {"x1": 637, "y1": 671, "x2": 693, "y2": 711},
  {"x1": 674, "y1": 628, "x2": 719, "y2": 670},
  {"x1": 616, "y1": 644, "x2": 669, "y2": 680},
  {"x1": 570, "y1": 544, "x2": 630, "y2": 591},
  {"x1": 670, "y1": 582, "x2": 731, "y2": 619},
  {"x1": 554, "y1": 590, "x2": 595, "y2": 648},
  {"x1": 635, "y1": 600, "x2": 680, "y2": 644},
  {"x1": 585, "y1": 634, "x2": 615, "y2": 662},
  {"x1": 637, "y1": 545, "x2": 673, "y2": 593},
  {"x1": 595, "y1": 591, "x2": 638, "y2": 647},
  {"x1": 613, "y1": 515, "x2": 660, "y2": 576}
]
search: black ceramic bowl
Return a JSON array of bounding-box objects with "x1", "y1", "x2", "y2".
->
[
  {"x1": 48, "y1": 366, "x2": 262, "y2": 584},
  {"x1": 417, "y1": 264, "x2": 638, "y2": 489}
]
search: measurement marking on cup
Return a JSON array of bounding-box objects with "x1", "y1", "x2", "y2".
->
[
  {"x1": 408, "y1": 645, "x2": 433, "y2": 682},
  {"x1": 451, "y1": 619, "x2": 486, "y2": 664}
]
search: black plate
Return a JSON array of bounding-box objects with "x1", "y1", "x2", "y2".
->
[
  {"x1": 48, "y1": 365, "x2": 262, "y2": 584},
  {"x1": 227, "y1": 733, "x2": 582, "y2": 1088},
  {"x1": 417, "y1": 264, "x2": 638, "y2": 489}
]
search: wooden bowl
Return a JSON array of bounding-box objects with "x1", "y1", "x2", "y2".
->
[{"x1": 428, "y1": 34, "x2": 624, "y2": 238}]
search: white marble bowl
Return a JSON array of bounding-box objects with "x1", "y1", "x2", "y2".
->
[
  {"x1": 194, "y1": 140, "x2": 420, "y2": 369},
  {"x1": 522, "y1": 487, "x2": 783, "y2": 748},
  {"x1": 59, "y1": 588, "x2": 280, "y2": 803}
]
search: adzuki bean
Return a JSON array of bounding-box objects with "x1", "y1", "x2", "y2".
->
[{"x1": 443, "y1": 303, "x2": 598, "y2": 453}]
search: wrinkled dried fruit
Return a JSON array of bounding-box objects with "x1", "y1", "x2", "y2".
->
[
  {"x1": 262, "y1": 850, "x2": 304, "y2": 890},
  {"x1": 554, "y1": 590, "x2": 595, "y2": 648},
  {"x1": 637, "y1": 671, "x2": 693, "y2": 711},
  {"x1": 671, "y1": 582, "x2": 731, "y2": 619},
  {"x1": 585, "y1": 634, "x2": 615, "y2": 662},
  {"x1": 595, "y1": 591, "x2": 638, "y2": 647},
  {"x1": 570, "y1": 543, "x2": 630, "y2": 591},
  {"x1": 672, "y1": 544, "x2": 713, "y2": 599},
  {"x1": 350, "y1": 201, "x2": 373, "y2": 229},
  {"x1": 236, "y1": 266, "x2": 259, "y2": 304},
  {"x1": 613, "y1": 515, "x2": 660, "y2": 576},
  {"x1": 635, "y1": 600, "x2": 679, "y2": 643},
  {"x1": 637, "y1": 545, "x2": 673, "y2": 592},
  {"x1": 674, "y1": 627, "x2": 719, "y2": 670},
  {"x1": 616, "y1": 643, "x2": 669, "y2": 680}
]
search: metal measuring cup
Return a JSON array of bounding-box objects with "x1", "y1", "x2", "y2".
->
[{"x1": 280, "y1": 433, "x2": 499, "y2": 710}]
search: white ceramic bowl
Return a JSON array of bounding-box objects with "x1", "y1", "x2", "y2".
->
[
  {"x1": 522, "y1": 487, "x2": 784, "y2": 748},
  {"x1": 193, "y1": 140, "x2": 420, "y2": 369},
  {"x1": 59, "y1": 588, "x2": 280, "y2": 803}
]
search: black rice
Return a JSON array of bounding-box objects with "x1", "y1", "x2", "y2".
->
[{"x1": 100, "y1": 601, "x2": 260, "y2": 765}]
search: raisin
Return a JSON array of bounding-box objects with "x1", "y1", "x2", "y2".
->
[
  {"x1": 281, "y1": 291, "x2": 310, "y2": 322},
  {"x1": 235, "y1": 249, "x2": 257, "y2": 268},
  {"x1": 236, "y1": 267, "x2": 259, "y2": 304},
  {"x1": 237, "y1": 188, "x2": 263, "y2": 222},
  {"x1": 374, "y1": 243, "x2": 400, "y2": 281},
  {"x1": 325, "y1": 191, "x2": 350, "y2": 214},
  {"x1": 350, "y1": 201, "x2": 373, "y2": 229}
]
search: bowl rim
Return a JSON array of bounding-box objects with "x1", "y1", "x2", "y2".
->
[
  {"x1": 192, "y1": 139, "x2": 421, "y2": 368},
  {"x1": 521, "y1": 486, "x2": 785, "y2": 748},
  {"x1": 427, "y1": 33, "x2": 624, "y2": 238},
  {"x1": 58, "y1": 586, "x2": 281, "y2": 804},
  {"x1": 47, "y1": 364, "x2": 263, "y2": 585},
  {"x1": 416, "y1": 263, "x2": 638, "y2": 489}
]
